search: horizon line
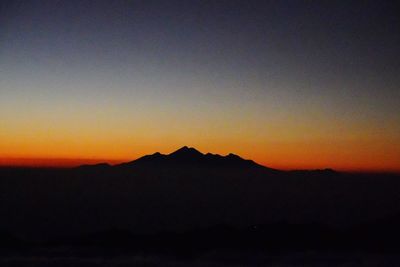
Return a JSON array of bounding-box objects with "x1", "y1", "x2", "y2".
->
[{"x1": 0, "y1": 156, "x2": 399, "y2": 174}]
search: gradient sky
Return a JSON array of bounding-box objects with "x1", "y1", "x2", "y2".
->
[{"x1": 1, "y1": 0, "x2": 399, "y2": 171}]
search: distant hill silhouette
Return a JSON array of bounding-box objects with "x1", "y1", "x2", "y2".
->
[{"x1": 76, "y1": 162, "x2": 111, "y2": 170}]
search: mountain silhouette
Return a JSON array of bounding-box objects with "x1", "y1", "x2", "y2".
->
[{"x1": 116, "y1": 146, "x2": 275, "y2": 171}]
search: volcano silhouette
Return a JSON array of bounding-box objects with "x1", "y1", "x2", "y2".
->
[{"x1": 116, "y1": 146, "x2": 275, "y2": 171}]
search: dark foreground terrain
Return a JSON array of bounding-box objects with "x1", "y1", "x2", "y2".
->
[
  {"x1": 3, "y1": 250, "x2": 400, "y2": 266},
  {"x1": 1, "y1": 147, "x2": 400, "y2": 265}
]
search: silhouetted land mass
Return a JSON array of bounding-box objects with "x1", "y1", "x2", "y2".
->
[
  {"x1": 117, "y1": 146, "x2": 273, "y2": 171},
  {"x1": 1, "y1": 146, "x2": 400, "y2": 259}
]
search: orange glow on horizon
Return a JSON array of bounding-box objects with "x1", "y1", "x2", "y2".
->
[
  {"x1": 1, "y1": 143, "x2": 399, "y2": 173},
  {"x1": 1, "y1": 116, "x2": 399, "y2": 172}
]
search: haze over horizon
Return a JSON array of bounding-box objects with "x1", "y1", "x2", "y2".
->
[{"x1": 1, "y1": 1, "x2": 399, "y2": 172}]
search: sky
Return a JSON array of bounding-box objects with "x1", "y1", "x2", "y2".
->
[{"x1": 0, "y1": 0, "x2": 399, "y2": 172}]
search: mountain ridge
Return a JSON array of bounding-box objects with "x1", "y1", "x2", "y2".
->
[
  {"x1": 75, "y1": 146, "x2": 339, "y2": 174},
  {"x1": 115, "y1": 146, "x2": 276, "y2": 171}
]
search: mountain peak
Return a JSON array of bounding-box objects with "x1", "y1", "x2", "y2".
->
[
  {"x1": 169, "y1": 146, "x2": 203, "y2": 157},
  {"x1": 227, "y1": 153, "x2": 242, "y2": 159}
]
